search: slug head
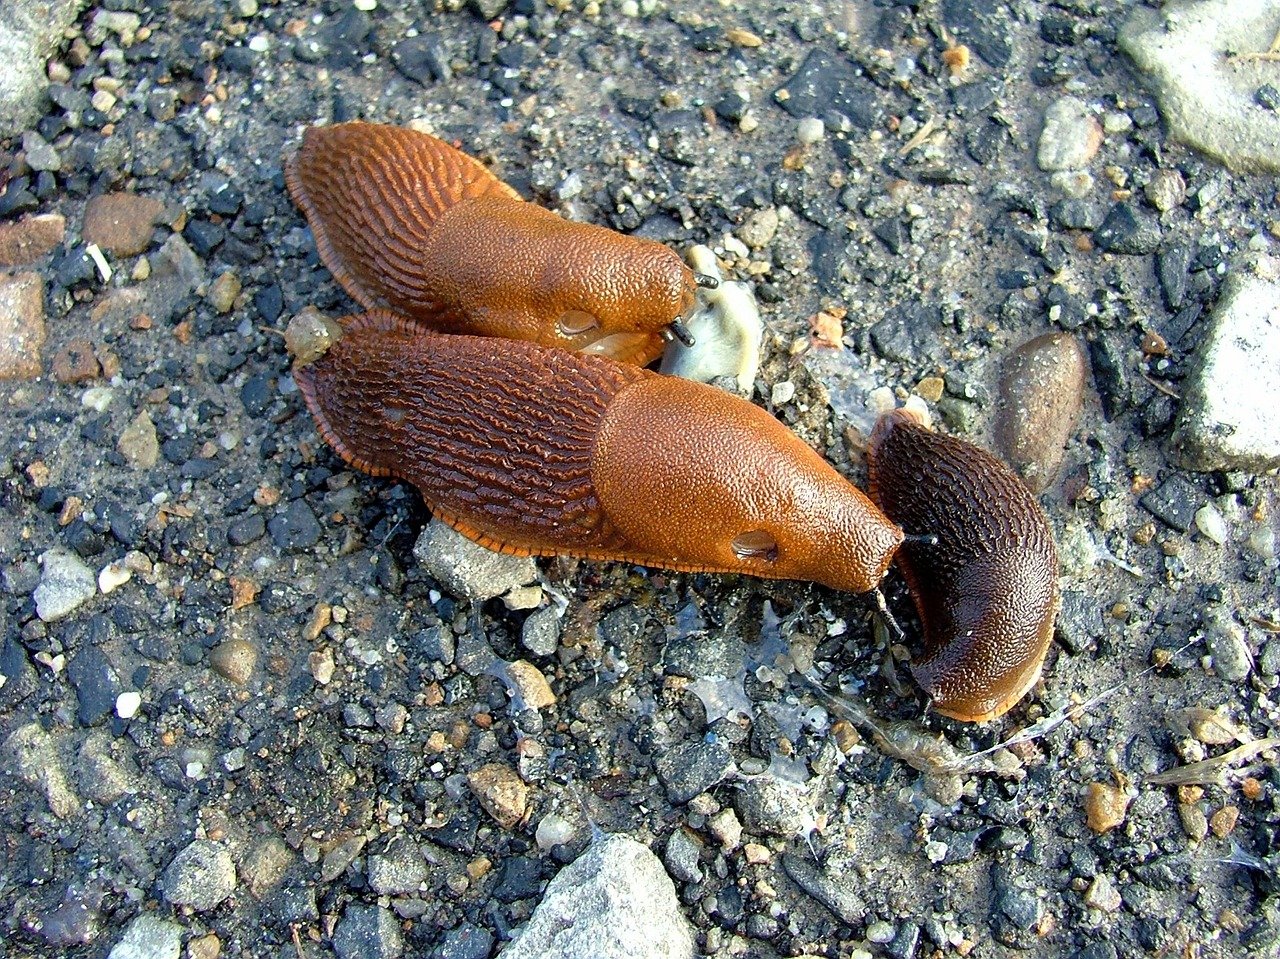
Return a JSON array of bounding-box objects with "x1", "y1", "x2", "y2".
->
[
  {"x1": 594, "y1": 378, "x2": 903, "y2": 593},
  {"x1": 867, "y1": 408, "x2": 1060, "y2": 722}
]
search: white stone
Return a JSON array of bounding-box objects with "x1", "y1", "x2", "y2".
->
[
  {"x1": 502, "y1": 835, "x2": 695, "y2": 959},
  {"x1": 1037, "y1": 96, "x2": 1102, "y2": 171},
  {"x1": 1121, "y1": 0, "x2": 1280, "y2": 172},
  {"x1": 1171, "y1": 274, "x2": 1280, "y2": 471},
  {"x1": 116, "y1": 691, "x2": 142, "y2": 719},
  {"x1": 34, "y1": 548, "x2": 98, "y2": 622},
  {"x1": 99, "y1": 560, "x2": 133, "y2": 594},
  {"x1": 107, "y1": 915, "x2": 182, "y2": 959}
]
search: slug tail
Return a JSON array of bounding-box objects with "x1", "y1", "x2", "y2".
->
[{"x1": 287, "y1": 122, "x2": 519, "y2": 318}]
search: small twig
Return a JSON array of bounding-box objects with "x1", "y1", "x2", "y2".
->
[
  {"x1": 1226, "y1": 26, "x2": 1280, "y2": 64},
  {"x1": 1146, "y1": 737, "x2": 1280, "y2": 787},
  {"x1": 1141, "y1": 373, "x2": 1181, "y2": 400},
  {"x1": 898, "y1": 116, "x2": 939, "y2": 157}
]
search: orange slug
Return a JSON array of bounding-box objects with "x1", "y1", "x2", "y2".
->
[
  {"x1": 866, "y1": 408, "x2": 1060, "y2": 723},
  {"x1": 292, "y1": 310, "x2": 905, "y2": 596},
  {"x1": 286, "y1": 122, "x2": 699, "y2": 365}
]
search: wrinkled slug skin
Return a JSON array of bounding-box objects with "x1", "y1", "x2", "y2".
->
[
  {"x1": 866, "y1": 410, "x2": 1060, "y2": 722},
  {"x1": 293, "y1": 310, "x2": 902, "y2": 592},
  {"x1": 286, "y1": 123, "x2": 696, "y2": 364}
]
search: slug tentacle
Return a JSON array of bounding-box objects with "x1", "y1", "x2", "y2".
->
[
  {"x1": 287, "y1": 123, "x2": 697, "y2": 364},
  {"x1": 866, "y1": 408, "x2": 1060, "y2": 722},
  {"x1": 292, "y1": 310, "x2": 903, "y2": 592}
]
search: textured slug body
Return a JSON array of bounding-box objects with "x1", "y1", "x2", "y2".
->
[
  {"x1": 866, "y1": 409, "x2": 1060, "y2": 722},
  {"x1": 294, "y1": 311, "x2": 903, "y2": 594},
  {"x1": 287, "y1": 123, "x2": 697, "y2": 364}
]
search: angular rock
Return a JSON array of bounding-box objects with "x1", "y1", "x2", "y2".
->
[
  {"x1": 655, "y1": 739, "x2": 734, "y2": 804},
  {"x1": 773, "y1": 49, "x2": 880, "y2": 129},
  {"x1": 0, "y1": 0, "x2": 87, "y2": 136},
  {"x1": 995, "y1": 332, "x2": 1087, "y2": 492},
  {"x1": 0, "y1": 271, "x2": 45, "y2": 379},
  {"x1": 502, "y1": 836, "x2": 696, "y2": 959},
  {"x1": 783, "y1": 849, "x2": 866, "y2": 924},
  {"x1": 117, "y1": 411, "x2": 159, "y2": 470},
  {"x1": 468, "y1": 762, "x2": 528, "y2": 829},
  {"x1": 0, "y1": 213, "x2": 65, "y2": 266},
  {"x1": 34, "y1": 548, "x2": 97, "y2": 622},
  {"x1": 733, "y1": 774, "x2": 814, "y2": 837},
  {"x1": 1094, "y1": 203, "x2": 1161, "y2": 255},
  {"x1": 106, "y1": 915, "x2": 182, "y2": 959},
  {"x1": 91, "y1": 234, "x2": 203, "y2": 328},
  {"x1": 82, "y1": 193, "x2": 165, "y2": 257},
  {"x1": 1171, "y1": 274, "x2": 1280, "y2": 471},
  {"x1": 162, "y1": 839, "x2": 236, "y2": 912},
  {"x1": 367, "y1": 837, "x2": 427, "y2": 896},
  {"x1": 413, "y1": 518, "x2": 537, "y2": 602},
  {"x1": 332, "y1": 903, "x2": 403, "y2": 959},
  {"x1": 1121, "y1": 0, "x2": 1280, "y2": 172}
]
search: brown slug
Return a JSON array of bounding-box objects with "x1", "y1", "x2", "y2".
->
[
  {"x1": 286, "y1": 122, "x2": 699, "y2": 365},
  {"x1": 866, "y1": 408, "x2": 1060, "y2": 723},
  {"x1": 293, "y1": 310, "x2": 904, "y2": 595}
]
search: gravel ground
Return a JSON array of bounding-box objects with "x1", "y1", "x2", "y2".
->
[{"x1": 2, "y1": 1, "x2": 1279, "y2": 958}]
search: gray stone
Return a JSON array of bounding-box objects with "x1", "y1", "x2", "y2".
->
[
  {"x1": 1037, "y1": 96, "x2": 1103, "y2": 171},
  {"x1": 502, "y1": 835, "x2": 696, "y2": 959},
  {"x1": 367, "y1": 837, "x2": 427, "y2": 896},
  {"x1": 1204, "y1": 610, "x2": 1253, "y2": 682},
  {"x1": 521, "y1": 605, "x2": 561, "y2": 657},
  {"x1": 782, "y1": 849, "x2": 866, "y2": 924},
  {"x1": 733, "y1": 775, "x2": 814, "y2": 837},
  {"x1": 34, "y1": 548, "x2": 97, "y2": 622},
  {"x1": 162, "y1": 839, "x2": 236, "y2": 912},
  {"x1": 1121, "y1": 0, "x2": 1280, "y2": 172},
  {"x1": 413, "y1": 518, "x2": 537, "y2": 602},
  {"x1": 655, "y1": 740, "x2": 735, "y2": 804},
  {"x1": 22, "y1": 130, "x2": 61, "y2": 171},
  {"x1": 662, "y1": 828, "x2": 704, "y2": 884},
  {"x1": 5, "y1": 722, "x2": 79, "y2": 818},
  {"x1": 332, "y1": 903, "x2": 403, "y2": 959},
  {"x1": 0, "y1": 0, "x2": 88, "y2": 137},
  {"x1": 1171, "y1": 274, "x2": 1280, "y2": 472},
  {"x1": 106, "y1": 915, "x2": 182, "y2": 959}
]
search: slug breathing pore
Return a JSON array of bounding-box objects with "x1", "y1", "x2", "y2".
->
[{"x1": 286, "y1": 122, "x2": 698, "y2": 365}]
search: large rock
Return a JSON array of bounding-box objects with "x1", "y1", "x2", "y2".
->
[
  {"x1": 0, "y1": 0, "x2": 88, "y2": 137},
  {"x1": 502, "y1": 836, "x2": 696, "y2": 959},
  {"x1": 1121, "y1": 0, "x2": 1280, "y2": 172},
  {"x1": 1170, "y1": 273, "x2": 1280, "y2": 471}
]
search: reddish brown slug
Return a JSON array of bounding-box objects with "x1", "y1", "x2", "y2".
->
[
  {"x1": 866, "y1": 408, "x2": 1060, "y2": 723},
  {"x1": 293, "y1": 310, "x2": 904, "y2": 595},
  {"x1": 286, "y1": 123, "x2": 699, "y2": 365}
]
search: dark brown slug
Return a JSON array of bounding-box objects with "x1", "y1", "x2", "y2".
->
[
  {"x1": 293, "y1": 310, "x2": 904, "y2": 596},
  {"x1": 866, "y1": 408, "x2": 1060, "y2": 723},
  {"x1": 286, "y1": 122, "x2": 698, "y2": 365}
]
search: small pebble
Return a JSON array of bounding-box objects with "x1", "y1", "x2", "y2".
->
[
  {"x1": 468, "y1": 763, "x2": 528, "y2": 829},
  {"x1": 162, "y1": 840, "x2": 236, "y2": 912},
  {"x1": 115, "y1": 692, "x2": 142, "y2": 719},
  {"x1": 1145, "y1": 169, "x2": 1187, "y2": 212},
  {"x1": 797, "y1": 117, "x2": 825, "y2": 144},
  {"x1": 995, "y1": 332, "x2": 1086, "y2": 492},
  {"x1": 209, "y1": 637, "x2": 258, "y2": 685},
  {"x1": 117, "y1": 411, "x2": 159, "y2": 470},
  {"x1": 1084, "y1": 782, "x2": 1129, "y2": 833},
  {"x1": 1194, "y1": 504, "x2": 1228, "y2": 545},
  {"x1": 1083, "y1": 875, "x2": 1123, "y2": 913},
  {"x1": 34, "y1": 549, "x2": 97, "y2": 622},
  {"x1": 1037, "y1": 96, "x2": 1103, "y2": 171},
  {"x1": 207, "y1": 271, "x2": 241, "y2": 313},
  {"x1": 535, "y1": 813, "x2": 575, "y2": 851}
]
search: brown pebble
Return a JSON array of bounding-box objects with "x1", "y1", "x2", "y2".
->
[
  {"x1": 209, "y1": 637, "x2": 258, "y2": 685},
  {"x1": 1084, "y1": 781, "x2": 1129, "y2": 833},
  {"x1": 995, "y1": 331, "x2": 1086, "y2": 492},
  {"x1": 1241, "y1": 777, "x2": 1263, "y2": 801},
  {"x1": 503, "y1": 659, "x2": 556, "y2": 711},
  {"x1": 1209, "y1": 805, "x2": 1239, "y2": 838},
  {"x1": 51, "y1": 338, "x2": 102, "y2": 384},
  {"x1": 468, "y1": 762, "x2": 529, "y2": 829},
  {"x1": 0, "y1": 272, "x2": 47, "y2": 380},
  {"x1": 82, "y1": 193, "x2": 165, "y2": 257},
  {"x1": 0, "y1": 213, "x2": 66, "y2": 266},
  {"x1": 1178, "y1": 802, "x2": 1208, "y2": 841},
  {"x1": 229, "y1": 576, "x2": 259, "y2": 610},
  {"x1": 187, "y1": 932, "x2": 222, "y2": 959}
]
